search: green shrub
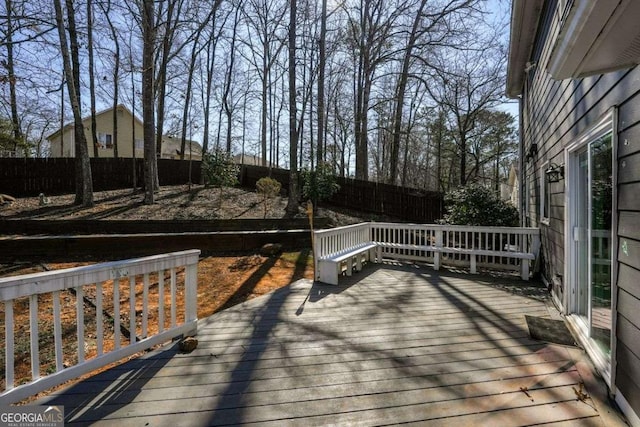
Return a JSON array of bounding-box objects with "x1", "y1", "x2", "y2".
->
[
  {"x1": 442, "y1": 184, "x2": 519, "y2": 227},
  {"x1": 202, "y1": 148, "x2": 239, "y2": 188},
  {"x1": 301, "y1": 163, "x2": 339, "y2": 208},
  {"x1": 256, "y1": 177, "x2": 281, "y2": 218}
]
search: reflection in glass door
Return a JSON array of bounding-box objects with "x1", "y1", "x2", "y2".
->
[
  {"x1": 575, "y1": 148, "x2": 589, "y2": 320},
  {"x1": 571, "y1": 132, "x2": 613, "y2": 359},
  {"x1": 590, "y1": 134, "x2": 612, "y2": 355}
]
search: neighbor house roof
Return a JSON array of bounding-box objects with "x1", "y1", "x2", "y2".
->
[{"x1": 46, "y1": 104, "x2": 143, "y2": 141}]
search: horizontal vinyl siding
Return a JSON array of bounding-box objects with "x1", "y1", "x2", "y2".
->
[
  {"x1": 617, "y1": 113, "x2": 640, "y2": 415},
  {"x1": 521, "y1": 0, "x2": 640, "y2": 417}
]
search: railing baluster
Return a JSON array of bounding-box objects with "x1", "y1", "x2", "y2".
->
[
  {"x1": 5, "y1": 300, "x2": 14, "y2": 390},
  {"x1": 96, "y1": 283, "x2": 103, "y2": 356},
  {"x1": 129, "y1": 276, "x2": 136, "y2": 343},
  {"x1": 171, "y1": 268, "x2": 177, "y2": 328},
  {"x1": 158, "y1": 270, "x2": 165, "y2": 333},
  {"x1": 30, "y1": 294, "x2": 40, "y2": 380},
  {"x1": 53, "y1": 291, "x2": 63, "y2": 371},
  {"x1": 76, "y1": 287, "x2": 84, "y2": 364},
  {"x1": 114, "y1": 278, "x2": 121, "y2": 350},
  {"x1": 142, "y1": 273, "x2": 149, "y2": 338}
]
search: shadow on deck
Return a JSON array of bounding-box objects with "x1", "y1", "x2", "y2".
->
[{"x1": 38, "y1": 262, "x2": 627, "y2": 426}]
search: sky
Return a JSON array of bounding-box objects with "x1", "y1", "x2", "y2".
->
[{"x1": 488, "y1": 0, "x2": 520, "y2": 119}]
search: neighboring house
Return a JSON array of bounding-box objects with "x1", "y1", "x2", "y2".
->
[
  {"x1": 232, "y1": 153, "x2": 275, "y2": 167},
  {"x1": 47, "y1": 105, "x2": 202, "y2": 161},
  {"x1": 500, "y1": 163, "x2": 519, "y2": 206},
  {"x1": 508, "y1": 1, "x2": 640, "y2": 425}
]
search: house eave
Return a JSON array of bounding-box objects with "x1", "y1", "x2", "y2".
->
[
  {"x1": 548, "y1": 0, "x2": 640, "y2": 79},
  {"x1": 506, "y1": 0, "x2": 545, "y2": 98}
]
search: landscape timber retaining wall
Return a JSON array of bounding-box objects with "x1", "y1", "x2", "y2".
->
[
  {"x1": 0, "y1": 218, "x2": 328, "y2": 235},
  {"x1": 0, "y1": 230, "x2": 312, "y2": 262}
]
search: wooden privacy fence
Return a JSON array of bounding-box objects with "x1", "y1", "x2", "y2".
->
[
  {"x1": 238, "y1": 165, "x2": 444, "y2": 223},
  {"x1": 0, "y1": 158, "x2": 202, "y2": 197},
  {"x1": 0, "y1": 250, "x2": 200, "y2": 404},
  {"x1": 1, "y1": 159, "x2": 441, "y2": 222}
]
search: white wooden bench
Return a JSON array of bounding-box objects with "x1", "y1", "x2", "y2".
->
[
  {"x1": 316, "y1": 242, "x2": 378, "y2": 285},
  {"x1": 314, "y1": 223, "x2": 540, "y2": 285},
  {"x1": 314, "y1": 223, "x2": 378, "y2": 285}
]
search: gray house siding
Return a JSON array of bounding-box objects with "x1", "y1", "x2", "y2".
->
[{"x1": 521, "y1": 1, "x2": 640, "y2": 417}]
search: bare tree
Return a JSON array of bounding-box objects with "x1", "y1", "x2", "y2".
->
[
  {"x1": 239, "y1": 0, "x2": 288, "y2": 167},
  {"x1": 285, "y1": 0, "x2": 299, "y2": 215},
  {"x1": 54, "y1": 0, "x2": 93, "y2": 206},
  {"x1": 223, "y1": 5, "x2": 240, "y2": 153},
  {"x1": 99, "y1": 0, "x2": 122, "y2": 158},
  {"x1": 141, "y1": 0, "x2": 157, "y2": 204},
  {"x1": 344, "y1": 0, "x2": 404, "y2": 180},
  {"x1": 3, "y1": 0, "x2": 22, "y2": 149},
  {"x1": 87, "y1": 0, "x2": 99, "y2": 158}
]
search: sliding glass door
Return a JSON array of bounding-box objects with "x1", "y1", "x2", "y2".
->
[{"x1": 568, "y1": 125, "x2": 613, "y2": 375}]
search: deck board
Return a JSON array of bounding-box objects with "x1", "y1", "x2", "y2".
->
[{"x1": 37, "y1": 262, "x2": 624, "y2": 426}]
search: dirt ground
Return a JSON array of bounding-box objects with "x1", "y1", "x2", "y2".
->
[{"x1": 0, "y1": 184, "x2": 363, "y2": 225}]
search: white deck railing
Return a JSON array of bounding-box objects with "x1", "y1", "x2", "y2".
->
[
  {"x1": 0, "y1": 249, "x2": 200, "y2": 404},
  {"x1": 314, "y1": 222, "x2": 540, "y2": 281}
]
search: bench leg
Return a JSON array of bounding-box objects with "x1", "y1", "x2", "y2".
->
[
  {"x1": 433, "y1": 252, "x2": 440, "y2": 271},
  {"x1": 346, "y1": 259, "x2": 353, "y2": 276},
  {"x1": 317, "y1": 260, "x2": 339, "y2": 285},
  {"x1": 521, "y1": 260, "x2": 530, "y2": 281},
  {"x1": 355, "y1": 254, "x2": 363, "y2": 271},
  {"x1": 470, "y1": 254, "x2": 477, "y2": 274}
]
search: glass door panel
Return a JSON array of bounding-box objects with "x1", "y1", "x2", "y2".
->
[
  {"x1": 575, "y1": 148, "x2": 589, "y2": 320},
  {"x1": 590, "y1": 134, "x2": 612, "y2": 355}
]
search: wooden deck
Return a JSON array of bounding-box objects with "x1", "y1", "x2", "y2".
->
[{"x1": 38, "y1": 262, "x2": 626, "y2": 426}]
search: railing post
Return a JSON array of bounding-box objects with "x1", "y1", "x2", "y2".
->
[
  {"x1": 185, "y1": 261, "x2": 198, "y2": 326},
  {"x1": 313, "y1": 231, "x2": 320, "y2": 280},
  {"x1": 434, "y1": 228, "x2": 442, "y2": 270}
]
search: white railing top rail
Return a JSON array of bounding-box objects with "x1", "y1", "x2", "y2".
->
[
  {"x1": 314, "y1": 222, "x2": 540, "y2": 240},
  {"x1": 368, "y1": 222, "x2": 539, "y2": 234},
  {"x1": 0, "y1": 250, "x2": 200, "y2": 301},
  {"x1": 313, "y1": 222, "x2": 370, "y2": 236}
]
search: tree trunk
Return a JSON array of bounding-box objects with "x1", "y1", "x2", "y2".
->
[
  {"x1": 54, "y1": 0, "x2": 93, "y2": 207},
  {"x1": 5, "y1": 0, "x2": 23, "y2": 151},
  {"x1": 180, "y1": 31, "x2": 202, "y2": 160},
  {"x1": 261, "y1": 54, "x2": 268, "y2": 166},
  {"x1": 154, "y1": 0, "x2": 178, "y2": 165},
  {"x1": 141, "y1": 0, "x2": 157, "y2": 204},
  {"x1": 102, "y1": 4, "x2": 121, "y2": 159},
  {"x1": 388, "y1": 0, "x2": 426, "y2": 185},
  {"x1": 316, "y1": 0, "x2": 327, "y2": 168},
  {"x1": 87, "y1": 0, "x2": 99, "y2": 158},
  {"x1": 286, "y1": 0, "x2": 300, "y2": 216},
  {"x1": 223, "y1": 7, "x2": 240, "y2": 154}
]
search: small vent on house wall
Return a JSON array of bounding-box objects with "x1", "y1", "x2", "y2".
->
[{"x1": 615, "y1": 33, "x2": 640, "y2": 66}]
